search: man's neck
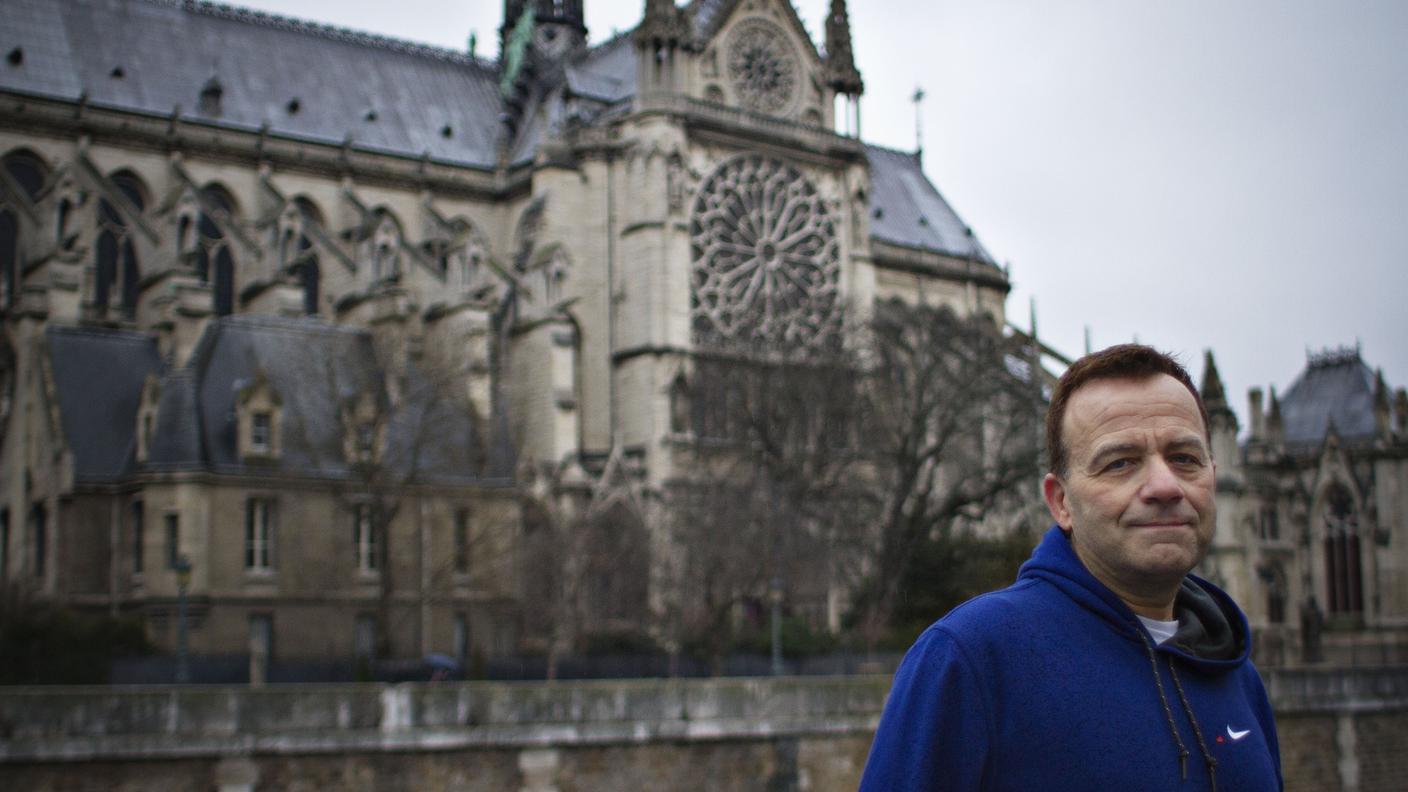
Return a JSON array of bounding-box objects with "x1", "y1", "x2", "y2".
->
[
  {"x1": 1123, "y1": 597, "x2": 1177, "y2": 621},
  {"x1": 1070, "y1": 544, "x2": 1180, "y2": 620}
]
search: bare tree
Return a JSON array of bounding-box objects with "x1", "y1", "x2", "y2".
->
[
  {"x1": 850, "y1": 300, "x2": 1045, "y2": 651},
  {"x1": 661, "y1": 302, "x2": 1043, "y2": 664},
  {"x1": 666, "y1": 328, "x2": 872, "y2": 673},
  {"x1": 318, "y1": 323, "x2": 498, "y2": 664}
]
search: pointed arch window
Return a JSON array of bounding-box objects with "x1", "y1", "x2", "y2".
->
[
  {"x1": 194, "y1": 185, "x2": 237, "y2": 316},
  {"x1": 94, "y1": 171, "x2": 146, "y2": 318},
  {"x1": 0, "y1": 210, "x2": 16, "y2": 310},
  {"x1": 361, "y1": 208, "x2": 403, "y2": 283},
  {"x1": 2, "y1": 150, "x2": 49, "y2": 309},
  {"x1": 29, "y1": 501, "x2": 46, "y2": 578},
  {"x1": 1260, "y1": 562, "x2": 1287, "y2": 624},
  {"x1": 669, "y1": 373, "x2": 691, "y2": 435},
  {"x1": 290, "y1": 198, "x2": 322, "y2": 315},
  {"x1": 1323, "y1": 483, "x2": 1363, "y2": 615}
]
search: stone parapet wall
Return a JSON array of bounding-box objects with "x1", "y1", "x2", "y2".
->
[
  {"x1": 1, "y1": 670, "x2": 1405, "y2": 791},
  {"x1": 0, "y1": 677, "x2": 888, "y2": 762}
]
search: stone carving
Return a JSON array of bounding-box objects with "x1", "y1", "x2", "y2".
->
[
  {"x1": 727, "y1": 18, "x2": 799, "y2": 116},
  {"x1": 690, "y1": 155, "x2": 839, "y2": 347}
]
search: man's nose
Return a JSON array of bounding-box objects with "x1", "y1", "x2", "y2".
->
[{"x1": 1139, "y1": 457, "x2": 1184, "y2": 502}]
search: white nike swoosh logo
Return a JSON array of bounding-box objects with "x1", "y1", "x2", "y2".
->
[{"x1": 1227, "y1": 726, "x2": 1250, "y2": 741}]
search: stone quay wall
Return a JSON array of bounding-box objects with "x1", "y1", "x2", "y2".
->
[{"x1": 0, "y1": 668, "x2": 1405, "y2": 791}]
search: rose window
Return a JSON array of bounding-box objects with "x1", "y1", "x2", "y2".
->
[
  {"x1": 690, "y1": 155, "x2": 840, "y2": 347},
  {"x1": 727, "y1": 18, "x2": 799, "y2": 116}
]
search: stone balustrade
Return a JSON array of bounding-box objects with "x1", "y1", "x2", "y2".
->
[{"x1": 1, "y1": 669, "x2": 1406, "y2": 791}]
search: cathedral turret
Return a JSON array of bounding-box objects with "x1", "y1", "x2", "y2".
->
[
  {"x1": 1201, "y1": 349, "x2": 1228, "y2": 412},
  {"x1": 1248, "y1": 387, "x2": 1265, "y2": 441},
  {"x1": 824, "y1": 0, "x2": 864, "y2": 96},
  {"x1": 501, "y1": 1, "x2": 587, "y2": 61},
  {"x1": 634, "y1": 0, "x2": 692, "y2": 98},
  {"x1": 1374, "y1": 368, "x2": 1392, "y2": 437},
  {"x1": 635, "y1": 0, "x2": 691, "y2": 51},
  {"x1": 1201, "y1": 350, "x2": 1238, "y2": 468},
  {"x1": 824, "y1": 0, "x2": 863, "y2": 136}
]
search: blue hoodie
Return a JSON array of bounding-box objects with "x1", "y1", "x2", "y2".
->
[{"x1": 858, "y1": 527, "x2": 1282, "y2": 791}]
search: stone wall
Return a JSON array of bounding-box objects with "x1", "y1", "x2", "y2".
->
[{"x1": 1, "y1": 669, "x2": 1405, "y2": 791}]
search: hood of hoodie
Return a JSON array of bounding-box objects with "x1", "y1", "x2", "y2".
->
[{"x1": 1017, "y1": 525, "x2": 1250, "y2": 671}]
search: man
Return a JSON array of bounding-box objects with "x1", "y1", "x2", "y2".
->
[{"x1": 858, "y1": 345, "x2": 1282, "y2": 791}]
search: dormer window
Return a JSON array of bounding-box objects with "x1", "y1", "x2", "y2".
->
[
  {"x1": 356, "y1": 424, "x2": 375, "y2": 457},
  {"x1": 342, "y1": 390, "x2": 384, "y2": 465},
  {"x1": 237, "y1": 370, "x2": 282, "y2": 461},
  {"x1": 250, "y1": 412, "x2": 272, "y2": 453},
  {"x1": 199, "y1": 75, "x2": 224, "y2": 116}
]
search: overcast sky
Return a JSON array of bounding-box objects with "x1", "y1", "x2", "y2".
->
[{"x1": 234, "y1": 0, "x2": 1408, "y2": 431}]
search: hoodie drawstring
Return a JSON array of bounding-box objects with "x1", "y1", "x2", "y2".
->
[
  {"x1": 1142, "y1": 638, "x2": 1219, "y2": 792},
  {"x1": 1143, "y1": 639, "x2": 1191, "y2": 780},
  {"x1": 1169, "y1": 661, "x2": 1219, "y2": 792}
]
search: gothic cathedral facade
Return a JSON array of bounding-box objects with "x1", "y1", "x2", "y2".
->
[{"x1": 0, "y1": 0, "x2": 1012, "y2": 671}]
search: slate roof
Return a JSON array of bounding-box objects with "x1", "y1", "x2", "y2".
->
[
  {"x1": 1, "y1": 0, "x2": 995, "y2": 263},
  {"x1": 46, "y1": 315, "x2": 500, "y2": 485},
  {"x1": 690, "y1": 0, "x2": 739, "y2": 41},
  {"x1": 45, "y1": 325, "x2": 163, "y2": 482},
  {"x1": 1279, "y1": 351, "x2": 1380, "y2": 450},
  {"x1": 565, "y1": 33, "x2": 635, "y2": 104},
  {"x1": 0, "y1": 0, "x2": 504, "y2": 169},
  {"x1": 865, "y1": 145, "x2": 994, "y2": 263}
]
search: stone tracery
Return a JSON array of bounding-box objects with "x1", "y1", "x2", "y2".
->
[
  {"x1": 690, "y1": 155, "x2": 839, "y2": 347},
  {"x1": 726, "y1": 18, "x2": 799, "y2": 116}
]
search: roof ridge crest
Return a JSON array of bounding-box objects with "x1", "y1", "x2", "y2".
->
[
  {"x1": 164, "y1": 0, "x2": 498, "y2": 71},
  {"x1": 863, "y1": 141, "x2": 922, "y2": 158}
]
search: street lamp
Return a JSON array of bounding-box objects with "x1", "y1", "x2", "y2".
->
[
  {"x1": 175, "y1": 554, "x2": 192, "y2": 684},
  {"x1": 769, "y1": 576, "x2": 784, "y2": 677}
]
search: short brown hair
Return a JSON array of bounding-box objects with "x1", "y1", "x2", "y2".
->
[{"x1": 1046, "y1": 344, "x2": 1209, "y2": 477}]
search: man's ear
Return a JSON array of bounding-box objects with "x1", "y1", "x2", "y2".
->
[{"x1": 1043, "y1": 473, "x2": 1072, "y2": 530}]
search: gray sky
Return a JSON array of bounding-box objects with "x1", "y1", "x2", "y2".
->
[{"x1": 234, "y1": 0, "x2": 1408, "y2": 431}]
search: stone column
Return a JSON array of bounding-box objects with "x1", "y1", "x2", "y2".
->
[
  {"x1": 214, "y1": 757, "x2": 259, "y2": 792},
  {"x1": 518, "y1": 748, "x2": 561, "y2": 792},
  {"x1": 1337, "y1": 711, "x2": 1360, "y2": 792}
]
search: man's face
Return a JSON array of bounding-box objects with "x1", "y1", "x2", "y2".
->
[{"x1": 1042, "y1": 374, "x2": 1216, "y2": 601}]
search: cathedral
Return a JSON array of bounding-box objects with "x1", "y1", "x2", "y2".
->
[
  {"x1": 1200, "y1": 348, "x2": 1408, "y2": 665},
  {"x1": 0, "y1": 0, "x2": 1014, "y2": 673}
]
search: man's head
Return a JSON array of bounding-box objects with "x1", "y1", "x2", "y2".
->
[
  {"x1": 1046, "y1": 344, "x2": 1209, "y2": 478},
  {"x1": 1041, "y1": 345, "x2": 1216, "y2": 618}
]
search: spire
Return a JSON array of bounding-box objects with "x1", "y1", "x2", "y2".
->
[
  {"x1": 499, "y1": 7, "x2": 535, "y2": 98},
  {"x1": 635, "y1": 0, "x2": 692, "y2": 51},
  {"x1": 1374, "y1": 368, "x2": 1391, "y2": 436},
  {"x1": 824, "y1": 0, "x2": 864, "y2": 96},
  {"x1": 1200, "y1": 349, "x2": 1228, "y2": 412},
  {"x1": 1267, "y1": 386, "x2": 1284, "y2": 443}
]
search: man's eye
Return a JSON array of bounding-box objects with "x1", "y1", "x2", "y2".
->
[
  {"x1": 1171, "y1": 453, "x2": 1203, "y2": 466},
  {"x1": 1103, "y1": 459, "x2": 1133, "y2": 472}
]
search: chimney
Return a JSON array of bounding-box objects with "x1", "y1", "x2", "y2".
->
[{"x1": 1248, "y1": 387, "x2": 1265, "y2": 441}]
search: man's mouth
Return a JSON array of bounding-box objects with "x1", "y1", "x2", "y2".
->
[{"x1": 1128, "y1": 520, "x2": 1195, "y2": 530}]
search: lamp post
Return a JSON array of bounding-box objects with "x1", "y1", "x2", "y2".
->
[
  {"x1": 175, "y1": 554, "x2": 192, "y2": 684},
  {"x1": 769, "y1": 576, "x2": 784, "y2": 677}
]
